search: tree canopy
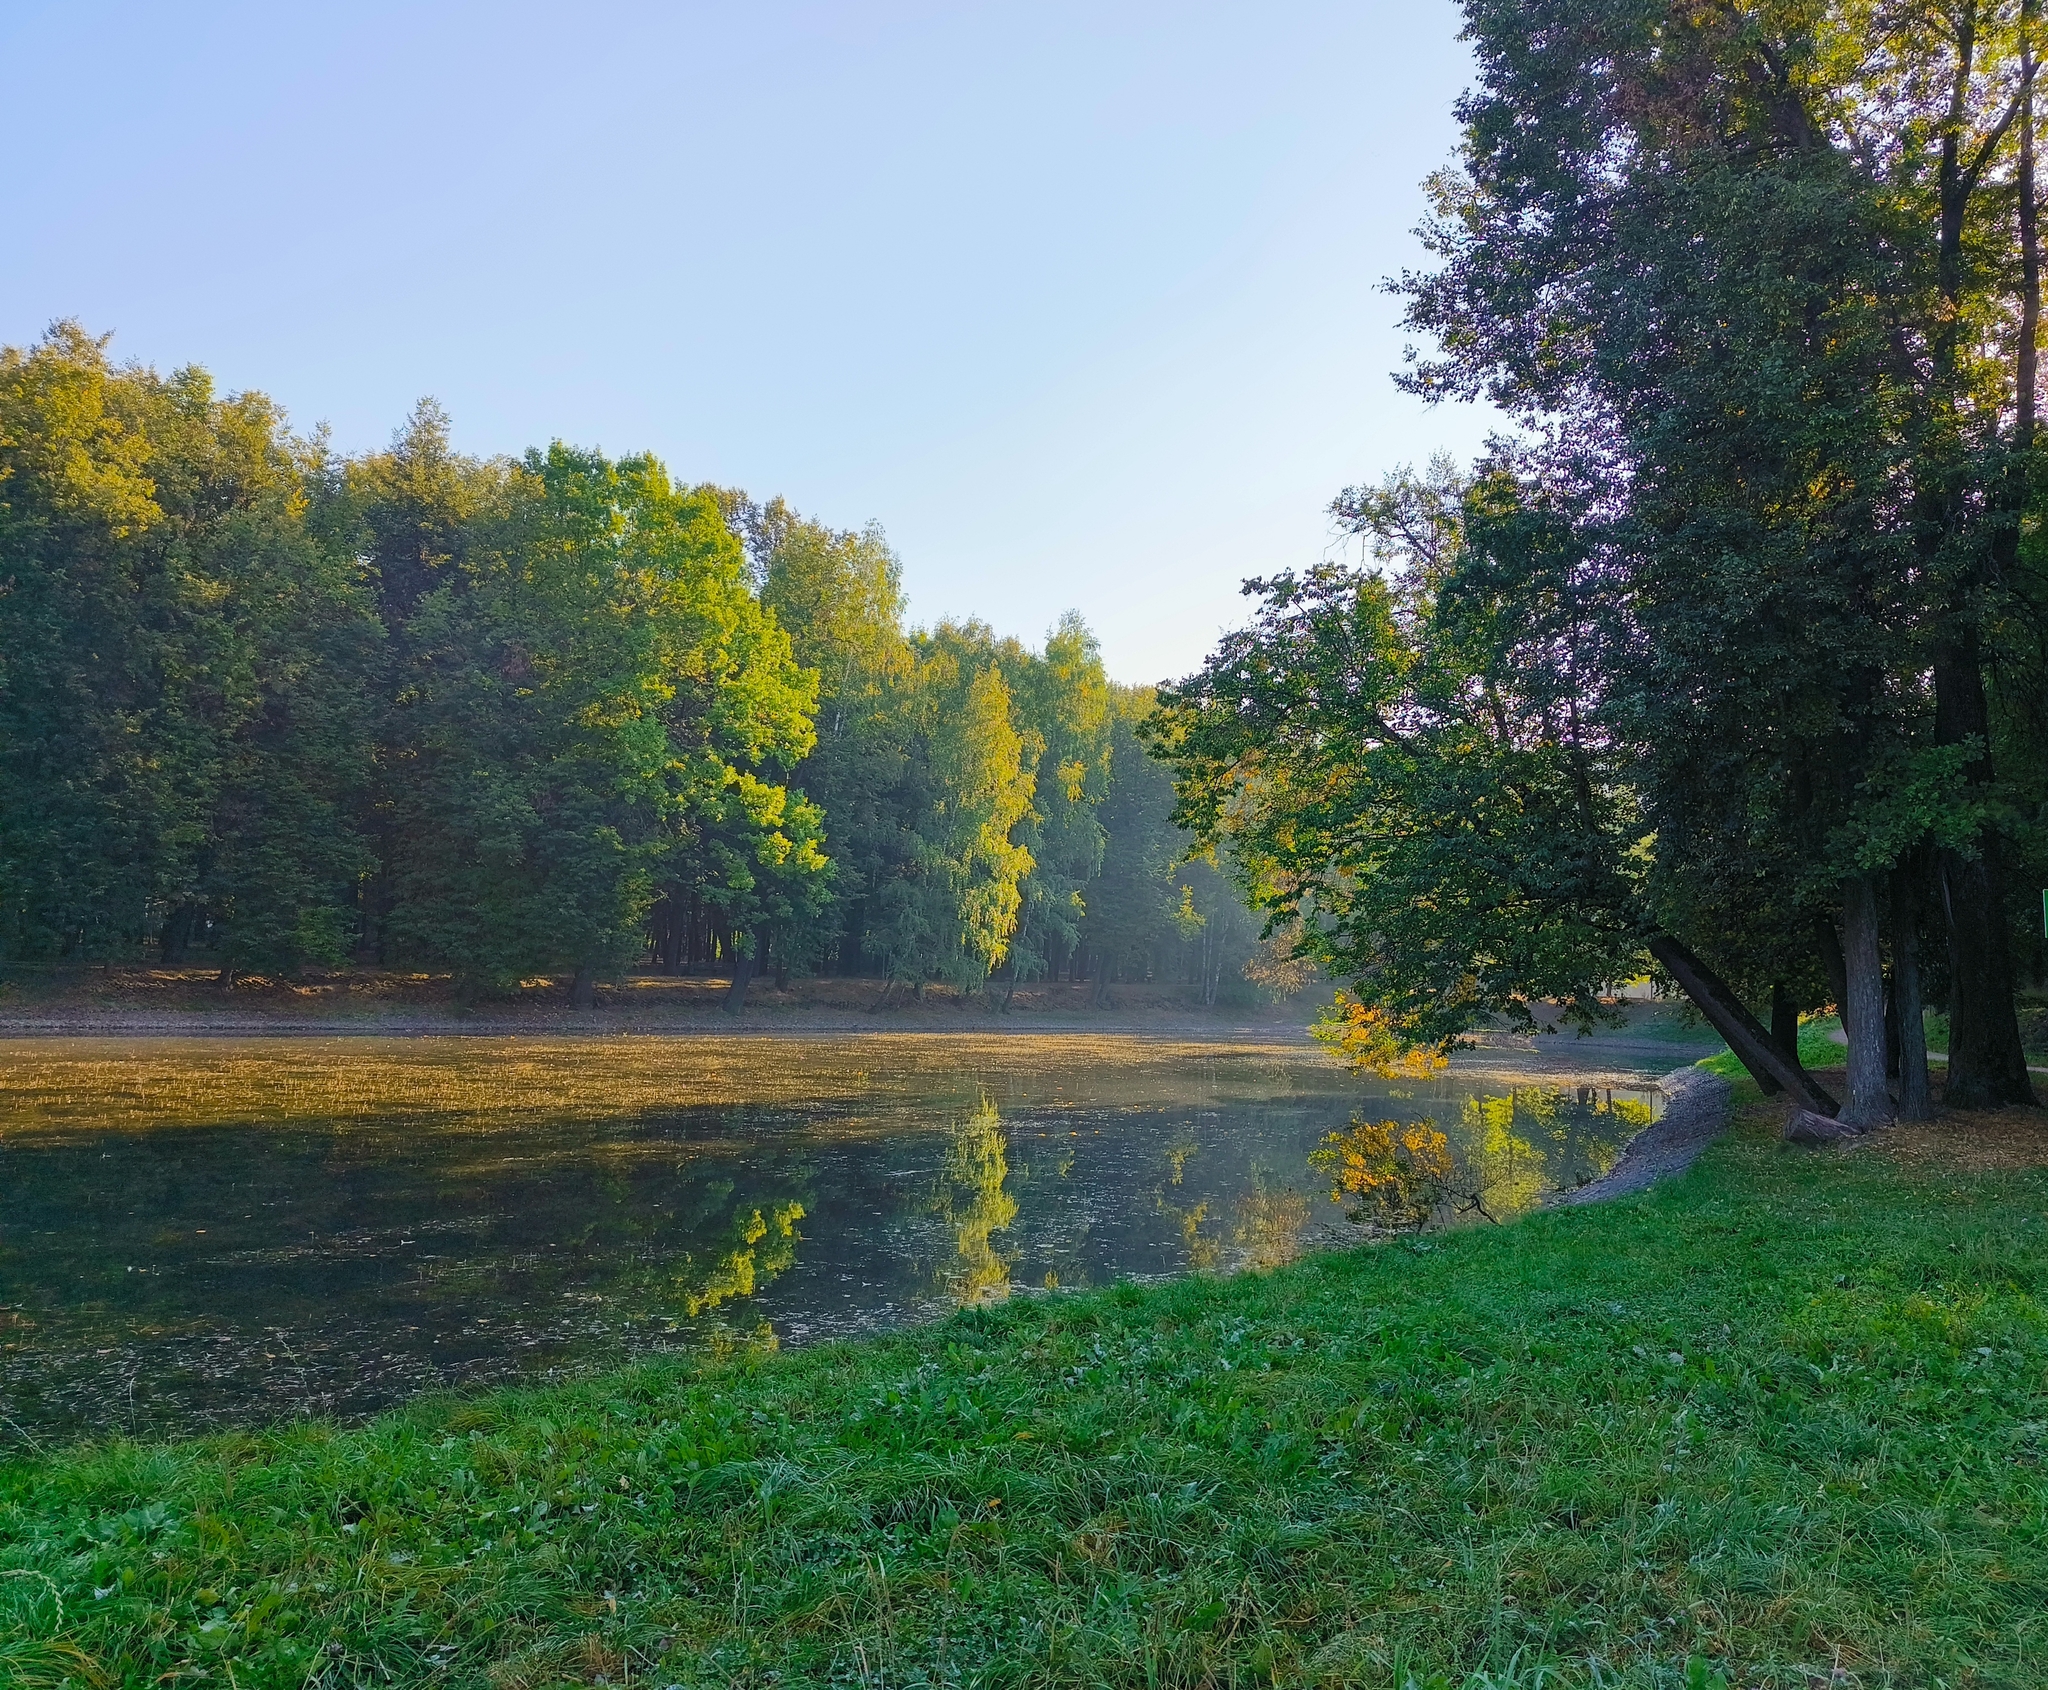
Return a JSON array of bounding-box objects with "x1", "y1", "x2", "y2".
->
[
  {"x1": 1150, "y1": 0, "x2": 2048, "y2": 1119},
  {"x1": 0, "y1": 326, "x2": 1277, "y2": 1011}
]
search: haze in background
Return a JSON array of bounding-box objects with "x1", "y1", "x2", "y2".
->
[{"x1": 1, "y1": 0, "x2": 1494, "y2": 683}]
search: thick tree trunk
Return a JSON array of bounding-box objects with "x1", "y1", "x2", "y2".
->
[
  {"x1": 1937, "y1": 839, "x2": 2037, "y2": 1106},
  {"x1": 1838, "y1": 877, "x2": 1893, "y2": 1130},
  {"x1": 569, "y1": 964, "x2": 596, "y2": 1009},
  {"x1": 1647, "y1": 933, "x2": 1838, "y2": 1115},
  {"x1": 724, "y1": 939, "x2": 757, "y2": 1014},
  {"x1": 1893, "y1": 868, "x2": 1934, "y2": 1121},
  {"x1": 1883, "y1": 971, "x2": 1902, "y2": 1080},
  {"x1": 1932, "y1": 630, "x2": 2036, "y2": 1106},
  {"x1": 1771, "y1": 982, "x2": 1802, "y2": 1072}
]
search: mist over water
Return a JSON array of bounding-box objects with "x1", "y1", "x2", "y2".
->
[{"x1": 0, "y1": 1036, "x2": 1661, "y2": 1443}]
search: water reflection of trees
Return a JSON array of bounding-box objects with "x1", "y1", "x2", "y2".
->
[
  {"x1": 676, "y1": 1201, "x2": 806, "y2": 1317},
  {"x1": 1312, "y1": 1087, "x2": 1653, "y2": 1230},
  {"x1": 1311, "y1": 1119, "x2": 1457, "y2": 1230},
  {"x1": 1157, "y1": 1136, "x2": 1312, "y2": 1271},
  {"x1": 1461, "y1": 1087, "x2": 1649, "y2": 1212},
  {"x1": 1231, "y1": 1177, "x2": 1311, "y2": 1268},
  {"x1": 932, "y1": 1096, "x2": 1017, "y2": 1305},
  {"x1": 1155, "y1": 1138, "x2": 1223, "y2": 1270}
]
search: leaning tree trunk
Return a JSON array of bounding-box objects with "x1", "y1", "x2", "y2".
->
[
  {"x1": 1646, "y1": 934, "x2": 1838, "y2": 1116},
  {"x1": 1837, "y1": 877, "x2": 1893, "y2": 1130},
  {"x1": 1892, "y1": 866, "x2": 1933, "y2": 1121}
]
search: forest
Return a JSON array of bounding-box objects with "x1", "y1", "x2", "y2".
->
[{"x1": 0, "y1": 326, "x2": 1268, "y2": 1009}]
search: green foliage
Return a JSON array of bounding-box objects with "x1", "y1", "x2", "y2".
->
[
  {"x1": 362, "y1": 426, "x2": 821, "y2": 992},
  {"x1": 2, "y1": 1097, "x2": 2041, "y2": 1685},
  {"x1": 0, "y1": 323, "x2": 377, "y2": 971},
  {"x1": 1392, "y1": 0, "x2": 2048, "y2": 1095},
  {"x1": 1004, "y1": 613, "x2": 1113, "y2": 991},
  {"x1": 1147, "y1": 464, "x2": 1645, "y2": 1059},
  {"x1": 1, "y1": 329, "x2": 1263, "y2": 999}
]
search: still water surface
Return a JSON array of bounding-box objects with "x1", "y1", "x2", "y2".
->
[{"x1": 0, "y1": 1035, "x2": 1660, "y2": 1442}]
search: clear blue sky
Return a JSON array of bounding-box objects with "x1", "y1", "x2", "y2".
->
[{"x1": 3, "y1": 0, "x2": 1496, "y2": 684}]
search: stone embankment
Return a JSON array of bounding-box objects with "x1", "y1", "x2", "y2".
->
[{"x1": 1556, "y1": 1065, "x2": 1732, "y2": 1205}]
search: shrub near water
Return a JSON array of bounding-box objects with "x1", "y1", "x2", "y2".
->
[{"x1": 1, "y1": 1097, "x2": 2044, "y2": 1687}]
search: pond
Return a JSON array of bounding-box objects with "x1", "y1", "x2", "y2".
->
[{"x1": 0, "y1": 1034, "x2": 1663, "y2": 1444}]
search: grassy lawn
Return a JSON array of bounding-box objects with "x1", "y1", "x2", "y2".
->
[
  {"x1": 1699, "y1": 1019, "x2": 1854, "y2": 1083},
  {"x1": 2, "y1": 1081, "x2": 2044, "y2": 1688}
]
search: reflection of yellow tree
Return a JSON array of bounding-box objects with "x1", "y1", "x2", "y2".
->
[
  {"x1": 1309, "y1": 1118, "x2": 1455, "y2": 1230},
  {"x1": 1232, "y1": 1177, "x2": 1311, "y2": 1268},
  {"x1": 1459, "y1": 1092, "x2": 1550, "y2": 1216},
  {"x1": 679, "y1": 1202, "x2": 806, "y2": 1316},
  {"x1": 1157, "y1": 1196, "x2": 1222, "y2": 1270},
  {"x1": 1155, "y1": 1138, "x2": 1224, "y2": 1270},
  {"x1": 1460, "y1": 1088, "x2": 1647, "y2": 1212},
  {"x1": 935, "y1": 1096, "x2": 1016, "y2": 1304}
]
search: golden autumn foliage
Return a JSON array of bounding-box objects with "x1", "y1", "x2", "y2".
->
[
  {"x1": 1308, "y1": 991, "x2": 1450, "y2": 1079},
  {"x1": 1308, "y1": 1116, "x2": 1455, "y2": 1230}
]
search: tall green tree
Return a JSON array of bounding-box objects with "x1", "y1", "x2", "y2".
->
[
  {"x1": 1147, "y1": 464, "x2": 1840, "y2": 1109},
  {"x1": 0, "y1": 324, "x2": 377, "y2": 973},
  {"x1": 753, "y1": 507, "x2": 914, "y2": 975},
  {"x1": 869, "y1": 627, "x2": 1036, "y2": 994},
  {"x1": 365, "y1": 438, "x2": 820, "y2": 998},
  {"x1": 1398, "y1": 0, "x2": 2046, "y2": 1112},
  {"x1": 1001, "y1": 613, "x2": 1112, "y2": 1000},
  {"x1": 1085, "y1": 693, "x2": 1192, "y2": 1002}
]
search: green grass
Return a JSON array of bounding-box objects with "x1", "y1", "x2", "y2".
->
[
  {"x1": 2, "y1": 1089, "x2": 2045, "y2": 1689},
  {"x1": 1698, "y1": 1017, "x2": 1849, "y2": 1082},
  {"x1": 1697, "y1": 1010, "x2": 2048, "y2": 1078}
]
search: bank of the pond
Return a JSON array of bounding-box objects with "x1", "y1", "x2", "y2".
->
[{"x1": 3, "y1": 1080, "x2": 2042, "y2": 1689}]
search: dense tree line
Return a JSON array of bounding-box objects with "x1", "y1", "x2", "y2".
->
[
  {"x1": 1151, "y1": 0, "x2": 2047, "y2": 1120},
  {"x1": 0, "y1": 326, "x2": 1267, "y2": 1005}
]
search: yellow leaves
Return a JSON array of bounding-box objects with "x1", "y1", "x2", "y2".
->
[
  {"x1": 937, "y1": 1097, "x2": 1017, "y2": 1304},
  {"x1": 1308, "y1": 991, "x2": 1448, "y2": 1078},
  {"x1": 1310, "y1": 1118, "x2": 1453, "y2": 1198},
  {"x1": 1308, "y1": 1116, "x2": 1455, "y2": 1229},
  {"x1": 679, "y1": 1202, "x2": 805, "y2": 1317}
]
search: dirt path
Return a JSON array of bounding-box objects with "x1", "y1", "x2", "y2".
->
[
  {"x1": 1555, "y1": 1065, "x2": 1732, "y2": 1205},
  {"x1": 1823, "y1": 1023, "x2": 2048, "y2": 1076}
]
